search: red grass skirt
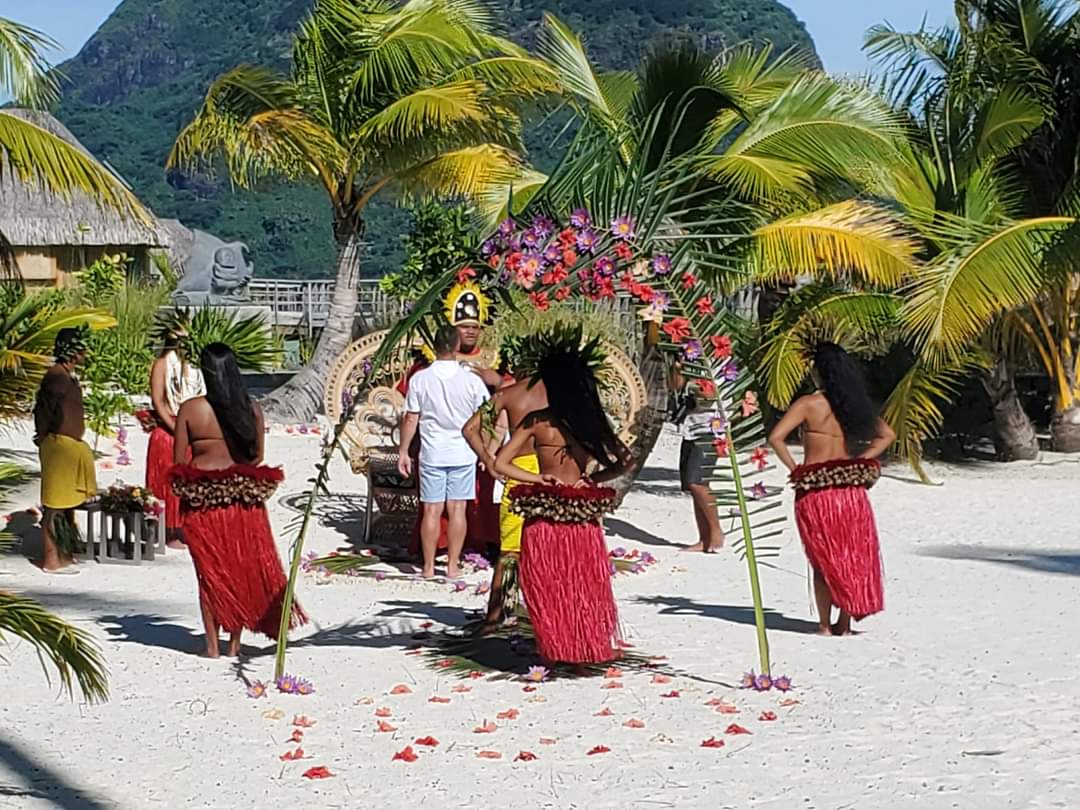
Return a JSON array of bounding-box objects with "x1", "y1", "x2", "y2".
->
[
  {"x1": 793, "y1": 466, "x2": 884, "y2": 620},
  {"x1": 519, "y1": 518, "x2": 620, "y2": 664},
  {"x1": 146, "y1": 427, "x2": 180, "y2": 531},
  {"x1": 171, "y1": 464, "x2": 307, "y2": 639}
]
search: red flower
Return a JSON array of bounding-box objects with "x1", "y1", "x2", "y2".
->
[
  {"x1": 515, "y1": 751, "x2": 538, "y2": 762},
  {"x1": 506, "y1": 252, "x2": 523, "y2": 271},
  {"x1": 451, "y1": 685, "x2": 472, "y2": 693},
  {"x1": 550, "y1": 264, "x2": 568, "y2": 283},
  {"x1": 375, "y1": 707, "x2": 392, "y2": 717},
  {"x1": 476, "y1": 750, "x2": 502, "y2": 760},
  {"x1": 290, "y1": 730, "x2": 304, "y2": 743},
  {"x1": 635, "y1": 283, "x2": 656, "y2": 303},
  {"x1": 302, "y1": 766, "x2": 334, "y2": 779},
  {"x1": 713, "y1": 437, "x2": 729, "y2": 458},
  {"x1": 292, "y1": 715, "x2": 316, "y2": 728},
  {"x1": 759, "y1": 711, "x2": 778, "y2": 722},
  {"x1": 414, "y1": 736, "x2": 440, "y2": 747},
  {"x1": 487, "y1": 256, "x2": 500, "y2": 269},
  {"x1": 392, "y1": 746, "x2": 418, "y2": 763},
  {"x1": 473, "y1": 720, "x2": 498, "y2": 734},
  {"x1": 586, "y1": 745, "x2": 611, "y2": 756},
  {"x1": 390, "y1": 684, "x2": 412, "y2": 695},
  {"x1": 496, "y1": 708, "x2": 520, "y2": 720},
  {"x1": 660, "y1": 690, "x2": 681, "y2": 699},
  {"x1": 554, "y1": 287, "x2": 571, "y2": 301},
  {"x1": 428, "y1": 696, "x2": 451, "y2": 704},
  {"x1": 623, "y1": 719, "x2": 645, "y2": 729},
  {"x1": 650, "y1": 674, "x2": 672, "y2": 685},
  {"x1": 562, "y1": 249, "x2": 578, "y2": 266},
  {"x1": 697, "y1": 379, "x2": 716, "y2": 398},
  {"x1": 468, "y1": 671, "x2": 485, "y2": 680},
  {"x1": 280, "y1": 747, "x2": 305, "y2": 761},
  {"x1": 725, "y1": 723, "x2": 752, "y2": 735},
  {"x1": 696, "y1": 296, "x2": 715, "y2": 316},
  {"x1": 559, "y1": 228, "x2": 576, "y2": 247},
  {"x1": 710, "y1": 335, "x2": 733, "y2": 359},
  {"x1": 614, "y1": 242, "x2": 633, "y2": 261},
  {"x1": 377, "y1": 720, "x2": 397, "y2": 732},
  {"x1": 662, "y1": 317, "x2": 691, "y2": 343},
  {"x1": 619, "y1": 271, "x2": 635, "y2": 290},
  {"x1": 700, "y1": 737, "x2": 726, "y2": 749},
  {"x1": 601, "y1": 680, "x2": 623, "y2": 690},
  {"x1": 682, "y1": 272, "x2": 697, "y2": 289},
  {"x1": 750, "y1": 447, "x2": 769, "y2": 471},
  {"x1": 594, "y1": 707, "x2": 614, "y2": 717},
  {"x1": 457, "y1": 266, "x2": 476, "y2": 284},
  {"x1": 597, "y1": 278, "x2": 615, "y2": 298},
  {"x1": 529, "y1": 291, "x2": 550, "y2": 311}
]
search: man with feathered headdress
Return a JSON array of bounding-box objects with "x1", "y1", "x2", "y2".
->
[{"x1": 33, "y1": 326, "x2": 96, "y2": 573}]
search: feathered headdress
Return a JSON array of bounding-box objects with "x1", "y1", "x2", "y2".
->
[
  {"x1": 444, "y1": 281, "x2": 489, "y2": 326},
  {"x1": 513, "y1": 324, "x2": 609, "y2": 385}
]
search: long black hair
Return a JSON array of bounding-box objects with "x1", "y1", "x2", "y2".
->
[
  {"x1": 539, "y1": 350, "x2": 622, "y2": 469},
  {"x1": 200, "y1": 342, "x2": 259, "y2": 463},
  {"x1": 813, "y1": 342, "x2": 877, "y2": 448}
]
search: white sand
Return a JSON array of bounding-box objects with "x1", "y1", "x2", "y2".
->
[{"x1": 1, "y1": 420, "x2": 1079, "y2": 809}]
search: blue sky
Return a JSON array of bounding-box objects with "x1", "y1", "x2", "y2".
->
[{"x1": 4, "y1": 0, "x2": 953, "y2": 74}]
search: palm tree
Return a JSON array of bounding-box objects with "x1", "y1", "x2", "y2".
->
[
  {"x1": 866, "y1": 0, "x2": 1080, "y2": 457},
  {"x1": 0, "y1": 17, "x2": 145, "y2": 264},
  {"x1": 169, "y1": 0, "x2": 559, "y2": 422}
]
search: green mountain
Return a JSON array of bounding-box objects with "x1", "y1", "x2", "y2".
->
[{"x1": 54, "y1": 0, "x2": 815, "y2": 280}]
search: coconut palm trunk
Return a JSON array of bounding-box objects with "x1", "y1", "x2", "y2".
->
[
  {"x1": 261, "y1": 228, "x2": 362, "y2": 423},
  {"x1": 982, "y1": 358, "x2": 1039, "y2": 460}
]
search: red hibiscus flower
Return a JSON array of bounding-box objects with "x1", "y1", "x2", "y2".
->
[
  {"x1": 529, "y1": 291, "x2": 550, "y2": 311},
  {"x1": 586, "y1": 745, "x2": 611, "y2": 756},
  {"x1": 562, "y1": 249, "x2": 578, "y2": 266},
  {"x1": 515, "y1": 751, "x2": 538, "y2": 762},
  {"x1": 550, "y1": 264, "x2": 568, "y2": 283},
  {"x1": 710, "y1": 335, "x2": 733, "y2": 359},
  {"x1": 713, "y1": 437, "x2": 729, "y2": 458},
  {"x1": 697, "y1": 379, "x2": 716, "y2": 398},
  {"x1": 280, "y1": 747, "x2": 305, "y2": 761},
  {"x1": 619, "y1": 272, "x2": 635, "y2": 290},
  {"x1": 487, "y1": 256, "x2": 500, "y2": 269},
  {"x1": 377, "y1": 720, "x2": 397, "y2": 732},
  {"x1": 682, "y1": 272, "x2": 697, "y2": 289},
  {"x1": 614, "y1": 242, "x2": 633, "y2": 261},
  {"x1": 759, "y1": 711, "x2": 778, "y2": 722},
  {"x1": 660, "y1": 690, "x2": 681, "y2": 699},
  {"x1": 473, "y1": 720, "x2": 498, "y2": 734},
  {"x1": 414, "y1": 736, "x2": 440, "y2": 747},
  {"x1": 725, "y1": 723, "x2": 752, "y2": 735},
  {"x1": 496, "y1": 708, "x2": 520, "y2": 720},
  {"x1": 559, "y1": 228, "x2": 576, "y2": 247},
  {"x1": 597, "y1": 278, "x2": 615, "y2": 298},
  {"x1": 700, "y1": 737, "x2": 726, "y2": 749},
  {"x1": 302, "y1": 766, "x2": 334, "y2": 779},
  {"x1": 750, "y1": 446, "x2": 769, "y2": 471},
  {"x1": 392, "y1": 746, "x2": 418, "y2": 763},
  {"x1": 662, "y1": 317, "x2": 691, "y2": 343},
  {"x1": 696, "y1": 296, "x2": 715, "y2": 316},
  {"x1": 457, "y1": 266, "x2": 476, "y2": 284},
  {"x1": 554, "y1": 287, "x2": 571, "y2": 301}
]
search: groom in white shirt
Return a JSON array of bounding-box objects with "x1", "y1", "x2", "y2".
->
[{"x1": 398, "y1": 326, "x2": 490, "y2": 579}]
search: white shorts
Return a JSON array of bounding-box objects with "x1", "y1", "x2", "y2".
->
[{"x1": 419, "y1": 463, "x2": 475, "y2": 503}]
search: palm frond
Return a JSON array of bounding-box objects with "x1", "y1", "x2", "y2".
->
[
  {"x1": 0, "y1": 590, "x2": 109, "y2": 702},
  {"x1": 0, "y1": 16, "x2": 60, "y2": 107}
]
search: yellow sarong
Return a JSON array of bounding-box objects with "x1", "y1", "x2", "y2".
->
[
  {"x1": 39, "y1": 434, "x2": 97, "y2": 510},
  {"x1": 499, "y1": 454, "x2": 540, "y2": 553}
]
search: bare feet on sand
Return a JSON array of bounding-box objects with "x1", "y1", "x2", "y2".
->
[{"x1": 681, "y1": 542, "x2": 722, "y2": 553}]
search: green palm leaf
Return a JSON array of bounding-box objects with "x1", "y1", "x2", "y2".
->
[{"x1": 0, "y1": 16, "x2": 60, "y2": 107}]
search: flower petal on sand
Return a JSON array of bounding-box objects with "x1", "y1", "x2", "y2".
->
[
  {"x1": 428, "y1": 696, "x2": 451, "y2": 704},
  {"x1": 292, "y1": 715, "x2": 316, "y2": 728},
  {"x1": 587, "y1": 745, "x2": 611, "y2": 756},
  {"x1": 280, "y1": 747, "x2": 305, "y2": 761},
  {"x1": 476, "y1": 750, "x2": 502, "y2": 760},
  {"x1": 391, "y1": 684, "x2": 413, "y2": 695},
  {"x1": 392, "y1": 746, "x2": 418, "y2": 763},
  {"x1": 290, "y1": 730, "x2": 304, "y2": 743},
  {"x1": 759, "y1": 711, "x2": 777, "y2": 722},
  {"x1": 451, "y1": 685, "x2": 472, "y2": 694},
  {"x1": 302, "y1": 766, "x2": 333, "y2": 779},
  {"x1": 725, "y1": 723, "x2": 751, "y2": 735},
  {"x1": 375, "y1": 707, "x2": 392, "y2": 718},
  {"x1": 496, "y1": 709, "x2": 520, "y2": 720},
  {"x1": 623, "y1": 719, "x2": 645, "y2": 729},
  {"x1": 660, "y1": 691, "x2": 681, "y2": 699},
  {"x1": 473, "y1": 720, "x2": 498, "y2": 734},
  {"x1": 604, "y1": 667, "x2": 624, "y2": 678},
  {"x1": 414, "y1": 736, "x2": 439, "y2": 747},
  {"x1": 650, "y1": 674, "x2": 672, "y2": 684},
  {"x1": 601, "y1": 680, "x2": 623, "y2": 690},
  {"x1": 594, "y1": 708, "x2": 614, "y2": 717},
  {"x1": 377, "y1": 720, "x2": 397, "y2": 732},
  {"x1": 515, "y1": 751, "x2": 538, "y2": 762},
  {"x1": 700, "y1": 737, "x2": 725, "y2": 749}
]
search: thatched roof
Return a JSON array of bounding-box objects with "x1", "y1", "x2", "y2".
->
[{"x1": 0, "y1": 109, "x2": 167, "y2": 248}]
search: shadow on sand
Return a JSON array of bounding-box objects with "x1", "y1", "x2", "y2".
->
[
  {"x1": 635, "y1": 595, "x2": 818, "y2": 634},
  {"x1": 0, "y1": 735, "x2": 116, "y2": 809},
  {"x1": 919, "y1": 544, "x2": 1080, "y2": 577}
]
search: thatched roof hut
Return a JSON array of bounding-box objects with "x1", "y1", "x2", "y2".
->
[{"x1": 0, "y1": 109, "x2": 171, "y2": 285}]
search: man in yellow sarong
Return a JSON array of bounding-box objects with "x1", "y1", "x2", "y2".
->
[
  {"x1": 33, "y1": 327, "x2": 96, "y2": 573},
  {"x1": 462, "y1": 361, "x2": 548, "y2": 634}
]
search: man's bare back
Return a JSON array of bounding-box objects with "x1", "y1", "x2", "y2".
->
[
  {"x1": 462, "y1": 377, "x2": 548, "y2": 473},
  {"x1": 34, "y1": 365, "x2": 85, "y2": 441}
]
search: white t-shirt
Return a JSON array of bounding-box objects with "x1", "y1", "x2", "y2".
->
[{"x1": 405, "y1": 360, "x2": 490, "y2": 467}]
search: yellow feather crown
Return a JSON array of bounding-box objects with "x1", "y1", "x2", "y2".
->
[{"x1": 444, "y1": 281, "x2": 490, "y2": 326}]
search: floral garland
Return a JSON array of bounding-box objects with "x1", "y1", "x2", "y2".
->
[
  {"x1": 98, "y1": 483, "x2": 163, "y2": 518},
  {"x1": 169, "y1": 464, "x2": 284, "y2": 509},
  {"x1": 789, "y1": 458, "x2": 881, "y2": 492},
  {"x1": 134, "y1": 409, "x2": 160, "y2": 434},
  {"x1": 508, "y1": 483, "x2": 617, "y2": 523}
]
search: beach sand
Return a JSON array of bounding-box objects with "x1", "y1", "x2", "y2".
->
[{"x1": 1, "y1": 421, "x2": 1078, "y2": 809}]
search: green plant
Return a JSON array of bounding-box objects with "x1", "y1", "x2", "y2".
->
[
  {"x1": 73, "y1": 253, "x2": 128, "y2": 306},
  {"x1": 382, "y1": 202, "x2": 480, "y2": 302},
  {"x1": 83, "y1": 385, "x2": 131, "y2": 447},
  {"x1": 168, "y1": 0, "x2": 562, "y2": 423},
  {"x1": 155, "y1": 307, "x2": 280, "y2": 372}
]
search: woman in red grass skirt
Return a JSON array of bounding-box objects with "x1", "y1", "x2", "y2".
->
[
  {"x1": 768, "y1": 343, "x2": 895, "y2": 636},
  {"x1": 171, "y1": 343, "x2": 306, "y2": 658},
  {"x1": 494, "y1": 343, "x2": 630, "y2": 668},
  {"x1": 143, "y1": 334, "x2": 205, "y2": 547}
]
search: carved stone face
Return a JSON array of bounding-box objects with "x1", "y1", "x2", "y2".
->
[{"x1": 212, "y1": 244, "x2": 252, "y2": 290}]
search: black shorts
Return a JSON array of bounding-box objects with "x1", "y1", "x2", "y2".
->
[{"x1": 679, "y1": 439, "x2": 706, "y2": 491}]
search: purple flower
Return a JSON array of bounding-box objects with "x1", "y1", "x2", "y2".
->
[
  {"x1": 570, "y1": 208, "x2": 591, "y2": 228},
  {"x1": 117, "y1": 427, "x2": 128, "y2": 444},
  {"x1": 116, "y1": 450, "x2": 131, "y2": 466},
  {"x1": 576, "y1": 229, "x2": 600, "y2": 254},
  {"x1": 298, "y1": 425, "x2": 309, "y2": 435},
  {"x1": 709, "y1": 414, "x2": 727, "y2": 436},
  {"x1": 653, "y1": 292, "x2": 671, "y2": 310},
  {"x1": 609, "y1": 561, "x2": 618, "y2": 575},
  {"x1": 520, "y1": 252, "x2": 545, "y2": 277},
  {"x1": 521, "y1": 228, "x2": 541, "y2": 247},
  {"x1": 474, "y1": 582, "x2": 490, "y2": 595},
  {"x1": 481, "y1": 239, "x2": 498, "y2": 257},
  {"x1": 721, "y1": 361, "x2": 740, "y2": 382},
  {"x1": 630, "y1": 563, "x2": 646, "y2": 574},
  {"x1": 610, "y1": 215, "x2": 637, "y2": 241},
  {"x1": 740, "y1": 671, "x2": 756, "y2": 689},
  {"x1": 498, "y1": 218, "x2": 515, "y2": 236},
  {"x1": 773, "y1": 675, "x2": 793, "y2": 692},
  {"x1": 507, "y1": 233, "x2": 522, "y2": 251},
  {"x1": 294, "y1": 678, "x2": 316, "y2": 696},
  {"x1": 753, "y1": 673, "x2": 773, "y2": 692},
  {"x1": 374, "y1": 571, "x2": 387, "y2": 582},
  {"x1": 544, "y1": 243, "x2": 563, "y2": 263},
  {"x1": 651, "y1": 254, "x2": 672, "y2": 275},
  {"x1": 750, "y1": 482, "x2": 768, "y2": 499},
  {"x1": 341, "y1": 390, "x2": 354, "y2": 410},
  {"x1": 595, "y1": 255, "x2": 616, "y2": 276},
  {"x1": 361, "y1": 359, "x2": 373, "y2": 376},
  {"x1": 276, "y1": 674, "x2": 299, "y2": 694},
  {"x1": 641, "y1": 551, "x2": 656, "y2": 564},
  {"x1": 611, "y1": 547, "x2": 626, "y2": 558},
  {"x1": 498, "y1": 269, "x2": 511, "y2": 286},
  {"x1": 683, "y1": 340, "x2": 702, "y2": 361},
  {"x1": 525, "y1": 665, "x2": 550, "y2": 683},
  {"x1": 453, "y1": 580, "x2": 469, "y2": 593},
  {"x1": 246, "y1": 681, "x2": 269, "y2": 699},
  {"x1": 531, "y1": 214, "x2": 555, "y2": 238}
]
